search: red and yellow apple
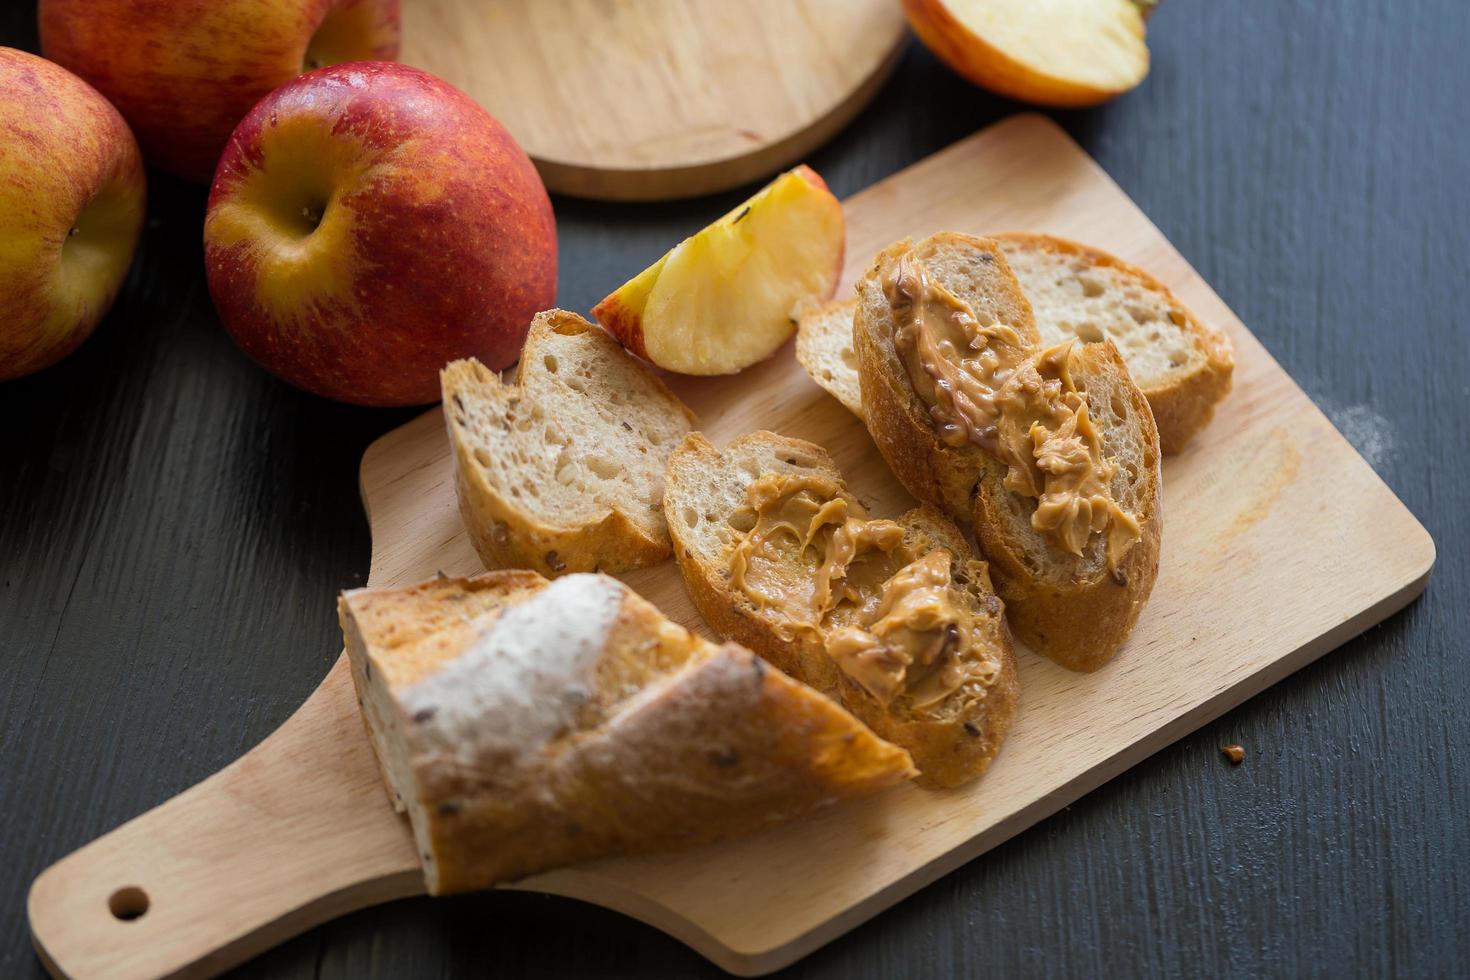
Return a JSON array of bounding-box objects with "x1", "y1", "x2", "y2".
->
[
  {"x1": 0, "y1": 47, "x2": 145, "y2": 382},
  {"x1": 40, "y1": 0, "x2": 400, "y2": 183},
  {"x1": 592, "y1": 166, "x2": 844, "y2": 375},
  {"x1": 903, "y1": 0, "x2": 1151, "y2": 108},
  {"x1": 203, "y1": 62, "x2": 557, "y2": 406}
]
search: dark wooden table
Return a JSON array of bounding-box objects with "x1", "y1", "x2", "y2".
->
[{"x1": 4, "y1": 3, "x2": 1467, "y2": 977}]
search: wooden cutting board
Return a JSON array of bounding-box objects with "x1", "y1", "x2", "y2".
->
[
  {"x1": 27, "y1": 115, "x2": 1434, "y2": 979},
  {"x1": 399, "y1": 0, "x2": 909, "y2": 200}
]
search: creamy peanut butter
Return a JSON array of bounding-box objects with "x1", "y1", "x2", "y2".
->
[
  {"x1": 886, "y1": 256, "x2": 1029, "y2": 452},
  {"x1": 726, "y1": 473, "x2": 993, "y2": 706},
  {"x1": 726, "y1": 472, "x2": 875, "y2": 629},
  {"x1": 825, "y1": 550, "x2": 983, "y2": 707},
  {"x1": 885, "y1": 254, "x2": 1141, "y2": 572},
  {"x1": 995, "y1": 344, "x2": 1142, "y2": 571}
]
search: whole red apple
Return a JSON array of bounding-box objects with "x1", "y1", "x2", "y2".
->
[
  {"x1": 39, "y1": 0, "x2": 400, "y2": 183},
  {"x1": 203, "y1": 62, "x2": 558, "y2": 406},
  {"x1": 0, "y1": 47, "x2": 145, "y2": 382}
]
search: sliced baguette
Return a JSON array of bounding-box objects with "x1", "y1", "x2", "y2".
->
[
  {"x1": 994, "y1": 232, "x2": 1233, "y2": 453},
  {"x1": 665, "y1": 430, "x2": 1019, "y2": 789},
  {"x1": 854, "y1": 233, "x2": 1161, "y2": 671},
  {"x1": 442, "y1": 309, "x2": 695, "y2": 578},
  {"x1": 854, "y1": 233, "x2": 1040, "y2": 519},
  {"x1": 795, "y1": 298, "x2": 864, "y2": 416},
  {"x1": 340, "y1": 570, "x2": 915, "y2": 894},
  {"x1": 972, "y1": 340, "x2": 1162, "y2": 670},
  {"x1": 797, "y1": 236, "x2": 1232, "y2": 453}
]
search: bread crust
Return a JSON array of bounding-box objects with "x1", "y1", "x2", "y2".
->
[
  {"x1": 340, "y1": 570, "x2": 915, "y2": 894},
  {"x1": 665, "y1": 430, "x2": 1019, "y2": 788},
  {"x1": 442, "y1": 310, "x2": 696, "y2": 577},
  {"x1": 992, "y1": 232, "x2": 1233, "y2": 454},
  {"x1": 855, "y1": 233, "x2": 1162, "y2": 671}
]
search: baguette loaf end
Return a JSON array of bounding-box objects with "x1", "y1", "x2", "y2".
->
[{"x1": 341, "y1": 570, "x2": 914, "y2": 893}]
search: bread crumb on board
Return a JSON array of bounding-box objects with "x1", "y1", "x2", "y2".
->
[{"x1": 1221, "y1": 744, "x2": 1245, "y2": 765}]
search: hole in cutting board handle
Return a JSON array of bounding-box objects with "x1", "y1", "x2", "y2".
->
[{"x1": 108, "y1": 886, "x2": 149, "y2": 921}]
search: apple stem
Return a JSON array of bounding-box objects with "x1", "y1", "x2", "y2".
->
[
  {"x1": 301, "y1": 205, "x2": 324, "y2": 230},
  {"x1": 68, "y1": 227, "x2": 80, "y2": 237},
  {"x1": 1131, "y1": 0, "x2": 1161, "y2": 18}
]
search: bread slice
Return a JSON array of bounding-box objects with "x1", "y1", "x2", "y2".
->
[
  {"x1": 994, "y1": 233, "x2": 1232, "y2": 453},
  {"x1": 972, "y1": 341, "x2": 1163, "y2": 671},
  {"x1": 340, "y1": 570, "x2": 915, "y2": 894},
  {"x1": 442, "y1": 309, "x2": 696, "y2": 578},
  {"x1": 853, "y1": 233, "x2": 1040, "y2": 519},
  {"x1": 796, "y1": 235, "x2": 1231, "y2": 454},
  {"x1": 854, "y1": 233, "x2": 1162, "y2": 671},
  {"x1": 795, "y1": 298, "x2": 863, "y2": 416},
  {"x1": 664, "y1": 430, "x2": 1019, "y2": 789}
]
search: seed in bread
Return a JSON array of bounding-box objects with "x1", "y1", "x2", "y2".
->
[
  {"x1": 854, "y1": 233, "x2": 1162, "y2": 671},
  {"x1": 340, "y1": 570, "x2": 915, "y2": 894},
  {"x1": 665, "y1": 430, "x2": 1019, "y2": 789},
  {"x1": 993, "y1": 232, "x2": 1232, "y2": 453},
  {"x1": 442, "y1": 309, "x2": 695, "y2": 578}
]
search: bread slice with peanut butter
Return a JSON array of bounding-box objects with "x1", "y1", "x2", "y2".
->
[
  {"x1": 796, "y1": 235, "x2": 1232, "y2": 455},
  {"x1": 993, "y1": 232, "x2": 1232, "y2": 454},
  {"x1": 340, "y1": 569, "x2": 914, "y2": 895},
  {"x1": 442, "y1": 309, "x2": 696, "y2": 578},
  {"x1": 854, "y1": 233, "x2": 1162, "y2": 672},
  {"x1": 664, "y1": 430, "x2": 1019, "y2": 789}
]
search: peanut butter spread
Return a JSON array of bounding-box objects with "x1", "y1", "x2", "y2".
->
[
  {"x1": 886, "y1": 256, "x2": 1029, "y2": 453},
  {"x1": 885, "y1": 254, "x2": 1141, "y2": 571},
  {"x1": 825, "y1": 550, "x2": 981, "y2": 707},
  {"x1": 726, "y1": 473, "x2": 997, "y2": 707}
]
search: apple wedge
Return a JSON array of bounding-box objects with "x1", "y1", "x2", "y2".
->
[
  {"x1": 903, "y1": 0, "x2": 1151, "y2": 108},
  {"x1": 592, "y1": 166, "x2": 844, "y2": 375}
]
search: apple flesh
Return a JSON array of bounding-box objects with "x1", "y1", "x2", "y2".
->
[
  {"x1": 40, "y1": 0, "x2": 400, "y2": 183},
  {"x1": 0, "y1": 47, "x2": 145, "y2": 382},
  {"x1": 593, "y1": 166, "x2": 844, "y2": 376},
  {"x1": 204, "y1": 62, "x2": 557, "y2": 406},
  {"x1": 903, "y1": 0, "x2": 1150, "y2": 108}
]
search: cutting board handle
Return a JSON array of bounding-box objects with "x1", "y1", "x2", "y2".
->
[{"x1": 28, "y1": 658, "x2": 424, "y2": 980}]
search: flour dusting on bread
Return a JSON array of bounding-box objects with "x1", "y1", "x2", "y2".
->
[{"x1": 403, "y1": 574, "x2": 623, "y2": 763}]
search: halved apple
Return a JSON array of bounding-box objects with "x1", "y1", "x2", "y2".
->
[
  {"x1": 592, "y1": 165, "x2": 844, "y2": 375},
  {"x1": 903, "y1": 0, "x2": 1152, "y2": 108}
]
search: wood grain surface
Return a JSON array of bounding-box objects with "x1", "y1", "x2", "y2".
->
[
  {"x1": 2, "y1": 2, "x2": 1467, "y2": 978},
  {"x1": 400, "y1": 0, "x2": 908, "y2": 200}
]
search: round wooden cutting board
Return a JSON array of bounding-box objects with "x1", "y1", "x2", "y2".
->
[{"x1": 400, "y1": 0, "x2": 909, "y2": 201}]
